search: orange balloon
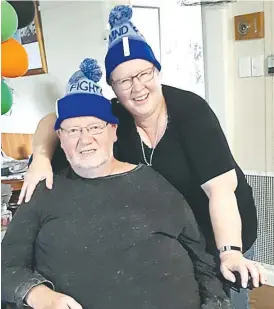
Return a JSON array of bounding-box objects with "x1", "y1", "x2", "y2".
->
[{"x1": 1, "y1": 38, "x2": 29, "y2": 78}]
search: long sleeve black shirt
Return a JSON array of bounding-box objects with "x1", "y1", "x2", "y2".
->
[{"x1": 2, "y1": 165, "x2": 230, "y2": 309}]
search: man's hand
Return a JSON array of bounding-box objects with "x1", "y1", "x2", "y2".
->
[
  {"x1": 25, "y1": 284, "x2": 82, "y2": 309},
  {"x1": 220, "y1": 250, "x2": 267, "y2": 288},
  {"x1": 18, "y1": 157, "x2": 53, "y2": 204}
]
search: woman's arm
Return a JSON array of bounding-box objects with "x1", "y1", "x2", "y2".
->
[
  {"x1": 201, "y1": 169, "x2": 242, "y2": 250},
  {"x1": 32, "y1": 112, "x2": 58, "y2": 160},
  {"x1": 202, "y1": 169, "x2": 265, "y2": 288},
  {"x1": 18, "y1": 113, "x2": 58, "y2": 204},
  {"x1": 174, "y1": 91, "x2": 265, "y2": 286}
]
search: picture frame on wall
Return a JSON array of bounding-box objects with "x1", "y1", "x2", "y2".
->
[{"x1": 18, "y1": 1, "x2": 48, "y2": 76}]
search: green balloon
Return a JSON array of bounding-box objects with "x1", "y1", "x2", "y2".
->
[
  {"x1": 1, "y1": 1, "x2": 18, "y2": 42},
  {"x1": 1, "y1": 80, "x2": 13, "y2": 115}
]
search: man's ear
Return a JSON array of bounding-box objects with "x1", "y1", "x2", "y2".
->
[
  {"x1": 110, "y1": 124, "x2": 118, "y2": 129},
  {"x1": 57, "y1": 130, "x2": 64, "y2": 150},
  {"x1": 110, "y1": 124, "x2": 118, "y2": 142}
]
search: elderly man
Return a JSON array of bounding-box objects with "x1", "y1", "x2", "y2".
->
[{"x1": 2, "y1": 59, "x2": 233, "y2": 309}]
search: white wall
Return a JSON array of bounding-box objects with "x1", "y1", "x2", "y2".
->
[
  {"x1": 2, "y1": 0, "x2": 273, "y2": 174},
  {"x1": 231, "y1": 1, "x2": 274, "y2": 173},
  {"x1": 203, "y1": 0, "x2": 274, "y2": 173},
  {"x1": 202, "y1": 4, "x2": 235, "y2": 141},
  {"x1": 1, "y1": 0, "x2": 129, "y2": 134},
  {"x1": 2, "y1": 0, "x2": 204, "y2": 133},
  {"x1": 132, "y1": 0, "x2": 205, "y2": 98}
]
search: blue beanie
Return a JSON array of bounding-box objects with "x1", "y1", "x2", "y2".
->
[
  {"x1": 105, "y1": 5, "x2": 161, "y2": 84},
  {"x1": 54, "y1": 58, "x2": 119, "y2": 131}
]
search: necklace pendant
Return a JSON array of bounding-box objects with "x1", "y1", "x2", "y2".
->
[{"x1": 147, "y1": 163, "x2": 152, "y2": 167}]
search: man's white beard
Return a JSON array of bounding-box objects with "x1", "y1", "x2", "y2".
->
[{"x1": 66, "y1": 152, "x2": 110, "y2": 173}]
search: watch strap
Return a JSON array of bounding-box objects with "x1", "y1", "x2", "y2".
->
[{"x1": 219, "y1": 245, "x2": 242, "y2": 253}]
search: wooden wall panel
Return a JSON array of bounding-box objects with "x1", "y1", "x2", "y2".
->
[{"x1": 1, "y1": 133, "x2": 33, "y2": 160}]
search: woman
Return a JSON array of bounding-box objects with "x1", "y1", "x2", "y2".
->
[{"x1": 19, "y1": 6, "x2": 265, "y2": 309}]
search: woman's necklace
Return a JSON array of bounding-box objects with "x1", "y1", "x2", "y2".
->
[
  {"x1": 140, "y1": 123, "x2": 160, "y2": 166},
  {"x1": 138, "y1": 106, "x2": 168, "y2": 167}
]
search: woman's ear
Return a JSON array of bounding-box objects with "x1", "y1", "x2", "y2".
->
[
  {"x1": 154, "y1": 68, "x2": 162, "y2": 85},
  {"x1": 56, "y1": 130, "x2": 61, "y2": 138}
]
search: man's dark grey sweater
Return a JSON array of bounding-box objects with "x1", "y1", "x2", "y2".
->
[{"x1": 2, "y1": 165, "x2": 230, "y2": 309}]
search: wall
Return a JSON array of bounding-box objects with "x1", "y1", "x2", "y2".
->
[
  {"x1": 2, "y1": 0, "x2": 273, "y2": 174},
  {"x1": 202, "y1": 0, "x2": 274, "y2": 174},
  {"x1": 231, "y1": 1, "x2": 274, "y2": 173},
  {"x1": 202, "y1": 4, "x2": 235, "y2": 141},
  {"x1": 117, "y1": 0, "x2": 274, "y2": 174},
  {"x1": 2, "y1": 0, "x2": 204, "y2": 133},
  {"x1": 1, "y1": 0, "x2": 129, "y2": 134},
  {"x1": 132, "y1": 0, "x2": 205, "y2": 98}
]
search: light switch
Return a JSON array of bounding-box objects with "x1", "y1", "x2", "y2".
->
[
  {"x1": 239, "y1": 57, "x2": 251, "y2": 78},
  {"x1": 267, "y1": 55, "x2": 274, "y2": 74},
  {"x1": 251, "y1": 55, "x2": 265, "y2": 77}
]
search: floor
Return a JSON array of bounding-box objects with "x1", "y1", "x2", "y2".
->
[{"x1": 249, "y1": 285, "x2": 274, "y2": 309}]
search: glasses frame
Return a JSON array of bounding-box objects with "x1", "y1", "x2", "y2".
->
[
  {"x1": 60, "y1": 122, "x2": 109, "y2": 138},
  {"x1": 112, "y1": 66, "x2": 156, "y2": 91}
]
